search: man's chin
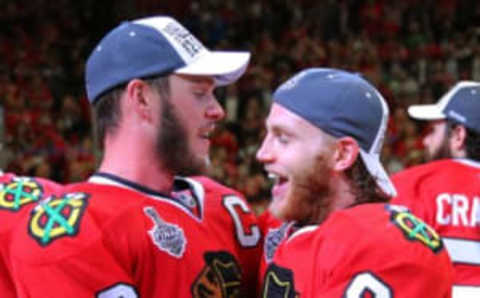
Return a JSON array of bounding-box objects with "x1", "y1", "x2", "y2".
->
[
  {"x1": 174, "y1": 156, "x2": 208, "y2": 177},
  {"x1": 268, "y1": 201, "x2": 292, "y2": 222},
  {"x1": 202, "y1": 156, "x2": 211, "y2": 170}
]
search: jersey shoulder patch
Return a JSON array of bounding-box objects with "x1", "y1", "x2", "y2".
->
[
  {"x1": 29, "y1": 192, "x2": 90, "y2": 246},
  {"x1": 0, "y1": 176, "x2": 45, "y2": 211},
  {"x1": 143, "y1": 206, "x2": 186, "y2": 258},
  {"x1": 386, "y1": 204, "x2": 443, "y2": 253},
  {"x1": 264, "y1": 223, "x2": 289, "y2": 264}
]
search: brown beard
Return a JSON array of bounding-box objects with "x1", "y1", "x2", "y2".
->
[
  {"x1": 155, "y1": 97, "x2": 206, "y2": 176},
  {"x1": 426, "y1": 127, "x2": 453, "y2": 161},
  {"x1": 282, "y1": 152, "x2": 332, "y2": 226}
]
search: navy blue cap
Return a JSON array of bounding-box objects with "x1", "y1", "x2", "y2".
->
[
  {"x1": 273, "y1": 68, "x2": 397, "y2": 197},
  {"x1": 85, "y1": 16, "x2": 250, "y2": 103},
  {"x1": 408, "y1": 81, "x2": 480, "y2": 133}
]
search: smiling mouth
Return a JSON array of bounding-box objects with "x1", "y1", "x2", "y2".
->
[
  {"x1": 200, "y1": 131, "x2": 212, "y2": 139},
  {"x1": 268, "y1": 172, "x2": 289, "y2": 186},
  {"x1": 199, "y1": 125, "x2": 216, "y2": 140}
]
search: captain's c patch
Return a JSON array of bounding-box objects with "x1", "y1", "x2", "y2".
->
[
  {"x1": 0, "y1": 177, "x2": 44, "y2": 211},
  {"x1": 29, "y1": 192, "x2": 89, "y2": 246}
]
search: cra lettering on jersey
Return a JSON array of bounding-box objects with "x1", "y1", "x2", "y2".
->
[
  {"x1": 262, "y1": 263, "x2": 298, "y2": 298},
  {"x1": 0, "y1": 176, "x2": 44, "y2": 211},
  {"x1": 387, "y1": 204, "x2": 443, "y2": 253},
  {"x1": 29, "y1": 192, "x2": 89, "y2": 246},
  {"x1": 436, "y1": 192, "x2": 480, "y2": 227},
  {"x1": 144, "y1": 206, "x2": 186, "y2": 258},
  {"x1": 191, "y1": 251, "x2": 243, "y2": 298}
]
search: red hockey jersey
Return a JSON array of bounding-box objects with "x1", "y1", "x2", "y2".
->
[
  {"x1": 0, "y1": 173, "x2": 60, "y2": 298},
  {"x1": 392, "y1": 159, "x2": 480, "y2": 295},
  {"x1": 261, "y1": 203, "x2": 454, "y2": 298},
  {"x1": 9, "y1": 173, "x2": 261, "y2": 297}
]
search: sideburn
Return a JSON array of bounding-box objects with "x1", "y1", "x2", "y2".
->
[
  {"x1": 156, "y1": 97, "x2": 205, "y2": 176},
  {"x1": 293, "y1": 152, "x2": 333, "y2": 226},
  {"x1": 429, "y1": 123, "x2": 453, "y2": 161}
]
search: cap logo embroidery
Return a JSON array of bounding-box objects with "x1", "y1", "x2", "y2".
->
[
  {"x1": 277, "y1": 71, "x2": 308, "y2": 92},
  {"x1": 164, "y1": 22, "x2": 204, "y2": 58},
  {"x1": 448, "y1": 110, "x2": 466, "y2": 123}
]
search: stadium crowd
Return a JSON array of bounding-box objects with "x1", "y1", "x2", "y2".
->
[{"x1": 1, "y1": 0, "x2": 480, "y2": 213}]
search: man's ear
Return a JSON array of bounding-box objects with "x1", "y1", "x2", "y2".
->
[
  {"x1": 450, "y1": 124, "x2": 467, "y2": 156},
  {"x1": 332, "y1": 137, "x2": 360, "y2": 171},
  {"x1": 125, "y1": 79, "x2": 153, "y2": 122}
]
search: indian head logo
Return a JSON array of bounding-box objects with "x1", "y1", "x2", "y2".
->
[{"x1": 191, "y1": 251, "x2": 243, "y2": 298}]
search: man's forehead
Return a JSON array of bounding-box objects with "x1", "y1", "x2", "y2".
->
[{"x1": 267, "y1": 103, "x2": 321, "y2": 133}]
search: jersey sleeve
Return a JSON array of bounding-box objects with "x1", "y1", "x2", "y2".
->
[
  {"x1": 11, "y1": 244, "x2": 138, "y2": 297},
  {"x1": 9, "y1": 191, "x2": 144, "y2": 297},
  {"x1": 262, "y1": 204, "x2": 455, "y2": 298},
  {"x1": 0, "y1": 174, "x2": 61, "y2": 298},
  {"x1": 314, "y1": 260, "x2": 453, "y2": 298},
  {"x1": 313, "y1": 207, "x2": 454, "y2": 298}
]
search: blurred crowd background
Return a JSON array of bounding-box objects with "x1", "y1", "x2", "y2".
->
[{"x1": 2, "y1": 0, "x2": 480, "y2": 213}]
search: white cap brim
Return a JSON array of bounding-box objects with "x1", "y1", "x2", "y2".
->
[
  {"x1": 407, "y1": 81, "x2": 480, "y2": 121},
  {"x1": 175, "y1": 51, "x2": 250, "y2": 86},
  {"x1": 408, "y1": 104, "x2": 445, "y2": 120},
  {"x1": 359, "y1": 149, "x2": 397, "y2": 197}
]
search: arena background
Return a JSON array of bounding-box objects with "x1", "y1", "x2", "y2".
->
[{"x1": 2, "y1": 0, "x2": 480, "y2": 214}]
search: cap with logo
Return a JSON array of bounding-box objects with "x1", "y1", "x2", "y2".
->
[
  {"x1": 273, "y1": 68, "x2": 397, "y2": 197},
  {"x1": 85, "y1": 16, "x2": 250, "y2": 103},
  {"x1": 408, "y1": 81, "x2": 480, "y2": 133}
]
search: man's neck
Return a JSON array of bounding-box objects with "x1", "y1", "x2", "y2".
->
[{"x1": 98, "y1": 136, "x2": 175, "y2": 194}]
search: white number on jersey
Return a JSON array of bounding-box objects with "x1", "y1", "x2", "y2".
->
[
  {"x1": 97, "y1": 283, "x2": 138, "y2": 298},
  {"x1": 344, "y1": 272, "x2": 392, "y2": 298}
]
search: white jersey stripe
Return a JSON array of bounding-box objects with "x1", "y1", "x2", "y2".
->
[{"x1": 443, "y1": 237, "x2": 480, "y2": 265}]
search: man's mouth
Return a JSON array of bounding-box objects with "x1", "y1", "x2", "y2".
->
[{"x1": 268, "y1": 172, "x2": 289, "y2": 198}]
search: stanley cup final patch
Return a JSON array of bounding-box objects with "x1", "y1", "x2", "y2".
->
[
  {"x1": 265, "y1": 223, "x2": 289, "y2": 263},
  {"x1": 144, "y1": 206, "x2": 187, "y2": 258}
]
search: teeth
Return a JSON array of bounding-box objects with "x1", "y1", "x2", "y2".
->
[{"x1": 268, "y1": 173, "x2": 280, "y2": 184}]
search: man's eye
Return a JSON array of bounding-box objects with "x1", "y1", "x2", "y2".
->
[
  {"x1": 193, "y1": 91, "x2": 207, "y2": 98},
  {"x1": 278, "y1": 134, "x2": 289, "y2": 144}
]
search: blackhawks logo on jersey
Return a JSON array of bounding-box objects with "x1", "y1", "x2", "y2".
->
[
  {"x1": 387, "y1": 204, "x2": 443, "y2": 253},
  {"x1": 262, "y1": 263, "x2": 298, "y2": 298},
  {"x1": 0, "y1": 177, "x2": 44, "y2": 211},
  {"x1": 29, "y1": 192, "x2": 89, "y2": 246},
  {"x1": 191, "y1": 251, "x2": 243, "y2": 298}
]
